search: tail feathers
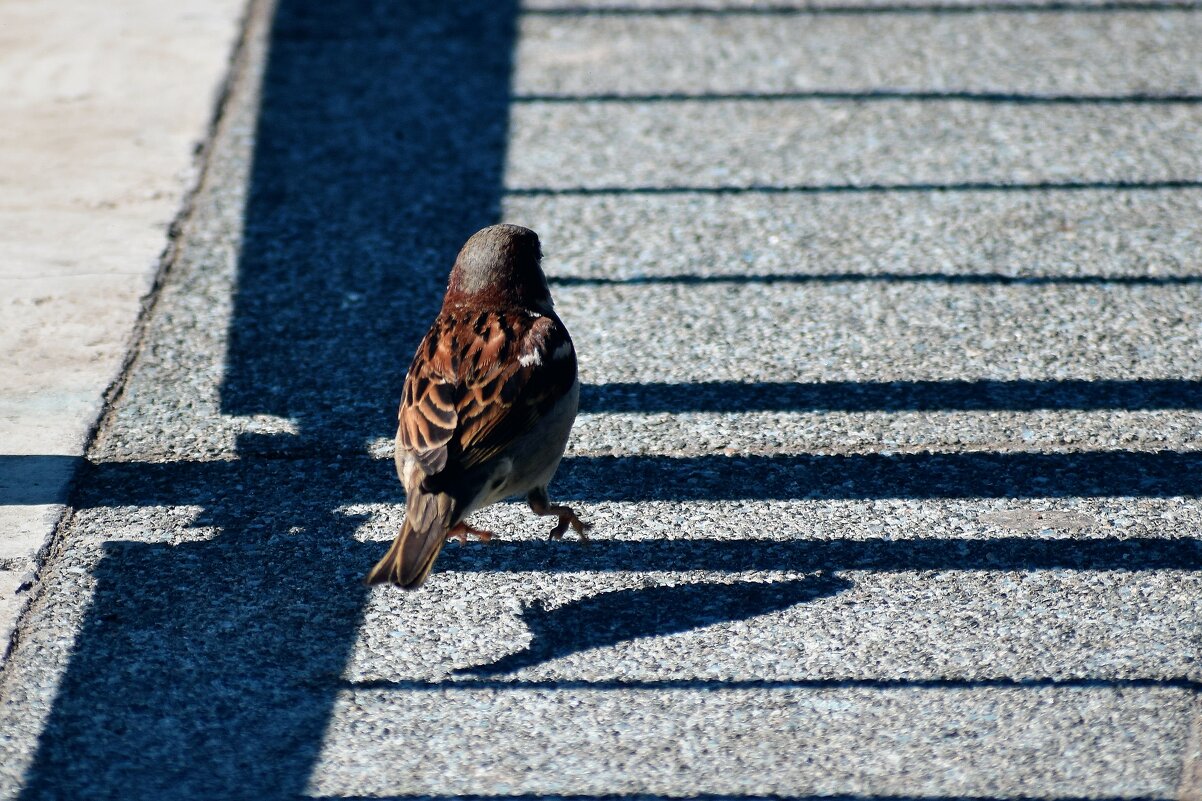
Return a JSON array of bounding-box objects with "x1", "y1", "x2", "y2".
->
[{"x1": 366, "y1": 490, "x2": 456, "y2": 589}]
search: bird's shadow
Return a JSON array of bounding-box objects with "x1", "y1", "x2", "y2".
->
[{"x1": 456, "y1": 572, "x2": 852, "y2": 676}]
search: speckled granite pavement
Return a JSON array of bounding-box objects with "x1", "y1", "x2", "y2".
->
[{"x1": 1, "y1": 0, "x2": 1201, "y2": 798}]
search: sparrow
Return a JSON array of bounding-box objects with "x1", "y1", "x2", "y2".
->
[{"x1": 366, "y1": 224, "x2": 590, "y2": 589}]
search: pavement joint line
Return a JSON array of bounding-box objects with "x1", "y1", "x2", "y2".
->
[
  {"x1": 350, "y1": 536, "x2": 1202, "y2": 572},
  {"x1": 46, "y1": 438, "x2": 1202, "y2": 469},
  {"x1": 514, "y1": 91, "x2": 1202, "y2": 104},
  {"x1": 550, "y1": 273, "x2": 1202, "y2": 286},
  {"x1": 305, "y1": 788, "x2": 1177, "y2": 793},
  {"x1": 506, "y1": 180, "x2": 1202, "y2": 196},
  {"x1": 524, "y1": 2, "x2": 1202, "y2": 14},
  {"x1": 342, "y1": 676, "x2": 1202, "y2": 692}
]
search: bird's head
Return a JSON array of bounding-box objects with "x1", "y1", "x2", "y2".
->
[{"x1": 444, "y1": 224, "x2": 553, "y2": 313}]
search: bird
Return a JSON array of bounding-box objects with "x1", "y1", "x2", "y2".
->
[{"x1": 366, "y1": 224, "x2": 590, "y2": 589}]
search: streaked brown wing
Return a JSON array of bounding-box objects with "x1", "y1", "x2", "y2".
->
[
  {"x1": 453, "y1": 311, "x2": 576, "y2": 472},
  {"x1": 396, "y1": 315, "x2": 460, "y2": 475},
  {"x1": 397, "y1": 309, "x2": 576, "y2": 480}
]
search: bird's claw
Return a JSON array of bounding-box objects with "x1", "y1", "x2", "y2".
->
[
  {"x1": 549, "y1": 511, "x2": 591, "y2": 544},
  {"x1": 446, "y1": 522, "x2": 494, "y2": 546}
]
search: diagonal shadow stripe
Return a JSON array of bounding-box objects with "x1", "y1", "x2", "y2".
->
[
  {"x1": 0, "y1": 454, "x2": 83, "y2": 505},
  {"x1": 432, "y1": 536, "x2": 1202, "y2": 574},
  {"x1": 552, "y1": 451, "x2": 1202, "y2": 500},
  {"x1": 348, "y1": 675, "x2": 1202, "y2": 692},
  {"x1": 15, "y1": 448, "x2": 1199, "y2": 510},
  {"x1": 451, "y1": 574, "x2": 853, "y2": 675},
  {"x1": 578, "y1": 379, "x2": 1202, "y2": 413}
]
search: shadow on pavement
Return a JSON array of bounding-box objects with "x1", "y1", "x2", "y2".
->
[
  {"x1": 0, "y1": 455, "x2": 82, "y2": 505},
  {"x1": 14, "y1": 448, "x2": 1200, "y2": 511},
  {"x1": 13, "y1": 0, "x2": 1202, "y2": 797},
  {"x1": 456, "y1": 574, "x2": 853, "y2": 675},
  {"x1": 431, "y1": 535, "x2": 1202, "y2": 575},
  {"x1": 579, "y1": 378, "x2": 1202, "y2": 413},
  {"x1": 18, "y1": 0, "x2": 519, "y2": 798},
  {"x1": 551, "y1": 451, "x2": 1202, "y2": 500}
]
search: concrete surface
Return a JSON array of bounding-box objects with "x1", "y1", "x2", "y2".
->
[
  {"x1": 1, "y1": 0, "x2": 1201, "y2": 797},
  {"x1": 0, "y1": 0, "x2": 247, "y2": 658},
  {"x1": 515, "y1": 12, "x2": 1202, "y2": 96}
]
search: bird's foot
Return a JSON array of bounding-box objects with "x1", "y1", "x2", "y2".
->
[
  {"x1": 528, "y1": 488, "x2": 591, "y2": 543},
  {"x1": 446, "y1": 521, "x2": 495, "y2": 546},
  {"x1": 547, "y1": 506, "x2": 591, "y2": 543}
]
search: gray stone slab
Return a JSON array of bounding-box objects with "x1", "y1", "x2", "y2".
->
[
  {"x1": 89, "y1": 271, "x2": 1202, "y2": 462},
  {"x1": 506, "y1": 100, "x2": 1202, "y2": 189},
  {"x1": 516, "y1": 12, "x2": 1202, "y2": 96},
  {"x1": 505, "y1": 187, "x2": 1202, "y2": 280},
  {"x1": 559, "y1": 282, "x2": 1202, "y2": 382},
  {"x1": 568, "y1": 409, "x2": 1202, "y2": 456},
  {"x1": 311, "y1": 686, "x2": 1190, "y2": 797}
]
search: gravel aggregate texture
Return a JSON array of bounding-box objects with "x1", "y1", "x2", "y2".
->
[
  {"x1": 515, "y1": 13, "x2": 1202, "y2": 96},
  {"x1": 1, "y1": 0, "x2": 1201, "y2": 797},
  {"x1": 506, "y1": 101, "x2": 1202, "y2": 189}
]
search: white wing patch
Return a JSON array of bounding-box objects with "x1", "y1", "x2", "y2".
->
[{"x1": 519, "y1": 350, "x2": 543, "y2": 367}]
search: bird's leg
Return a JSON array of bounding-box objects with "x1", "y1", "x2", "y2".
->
[
  {"x1": 527, "y1": 487, "x2": 591, "y2": 543},
  {"x1": 446, "y1": 521, "x2": 495, "y2": 546}
]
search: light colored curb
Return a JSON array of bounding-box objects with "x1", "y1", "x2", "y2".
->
[{"x1": 0, "y1": 0, "x2": 250, "y2": 663}]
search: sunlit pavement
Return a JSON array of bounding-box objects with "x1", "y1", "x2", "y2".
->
[{"x1": 2, "y1": 0, "x2": 1201, "y2": 797}]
